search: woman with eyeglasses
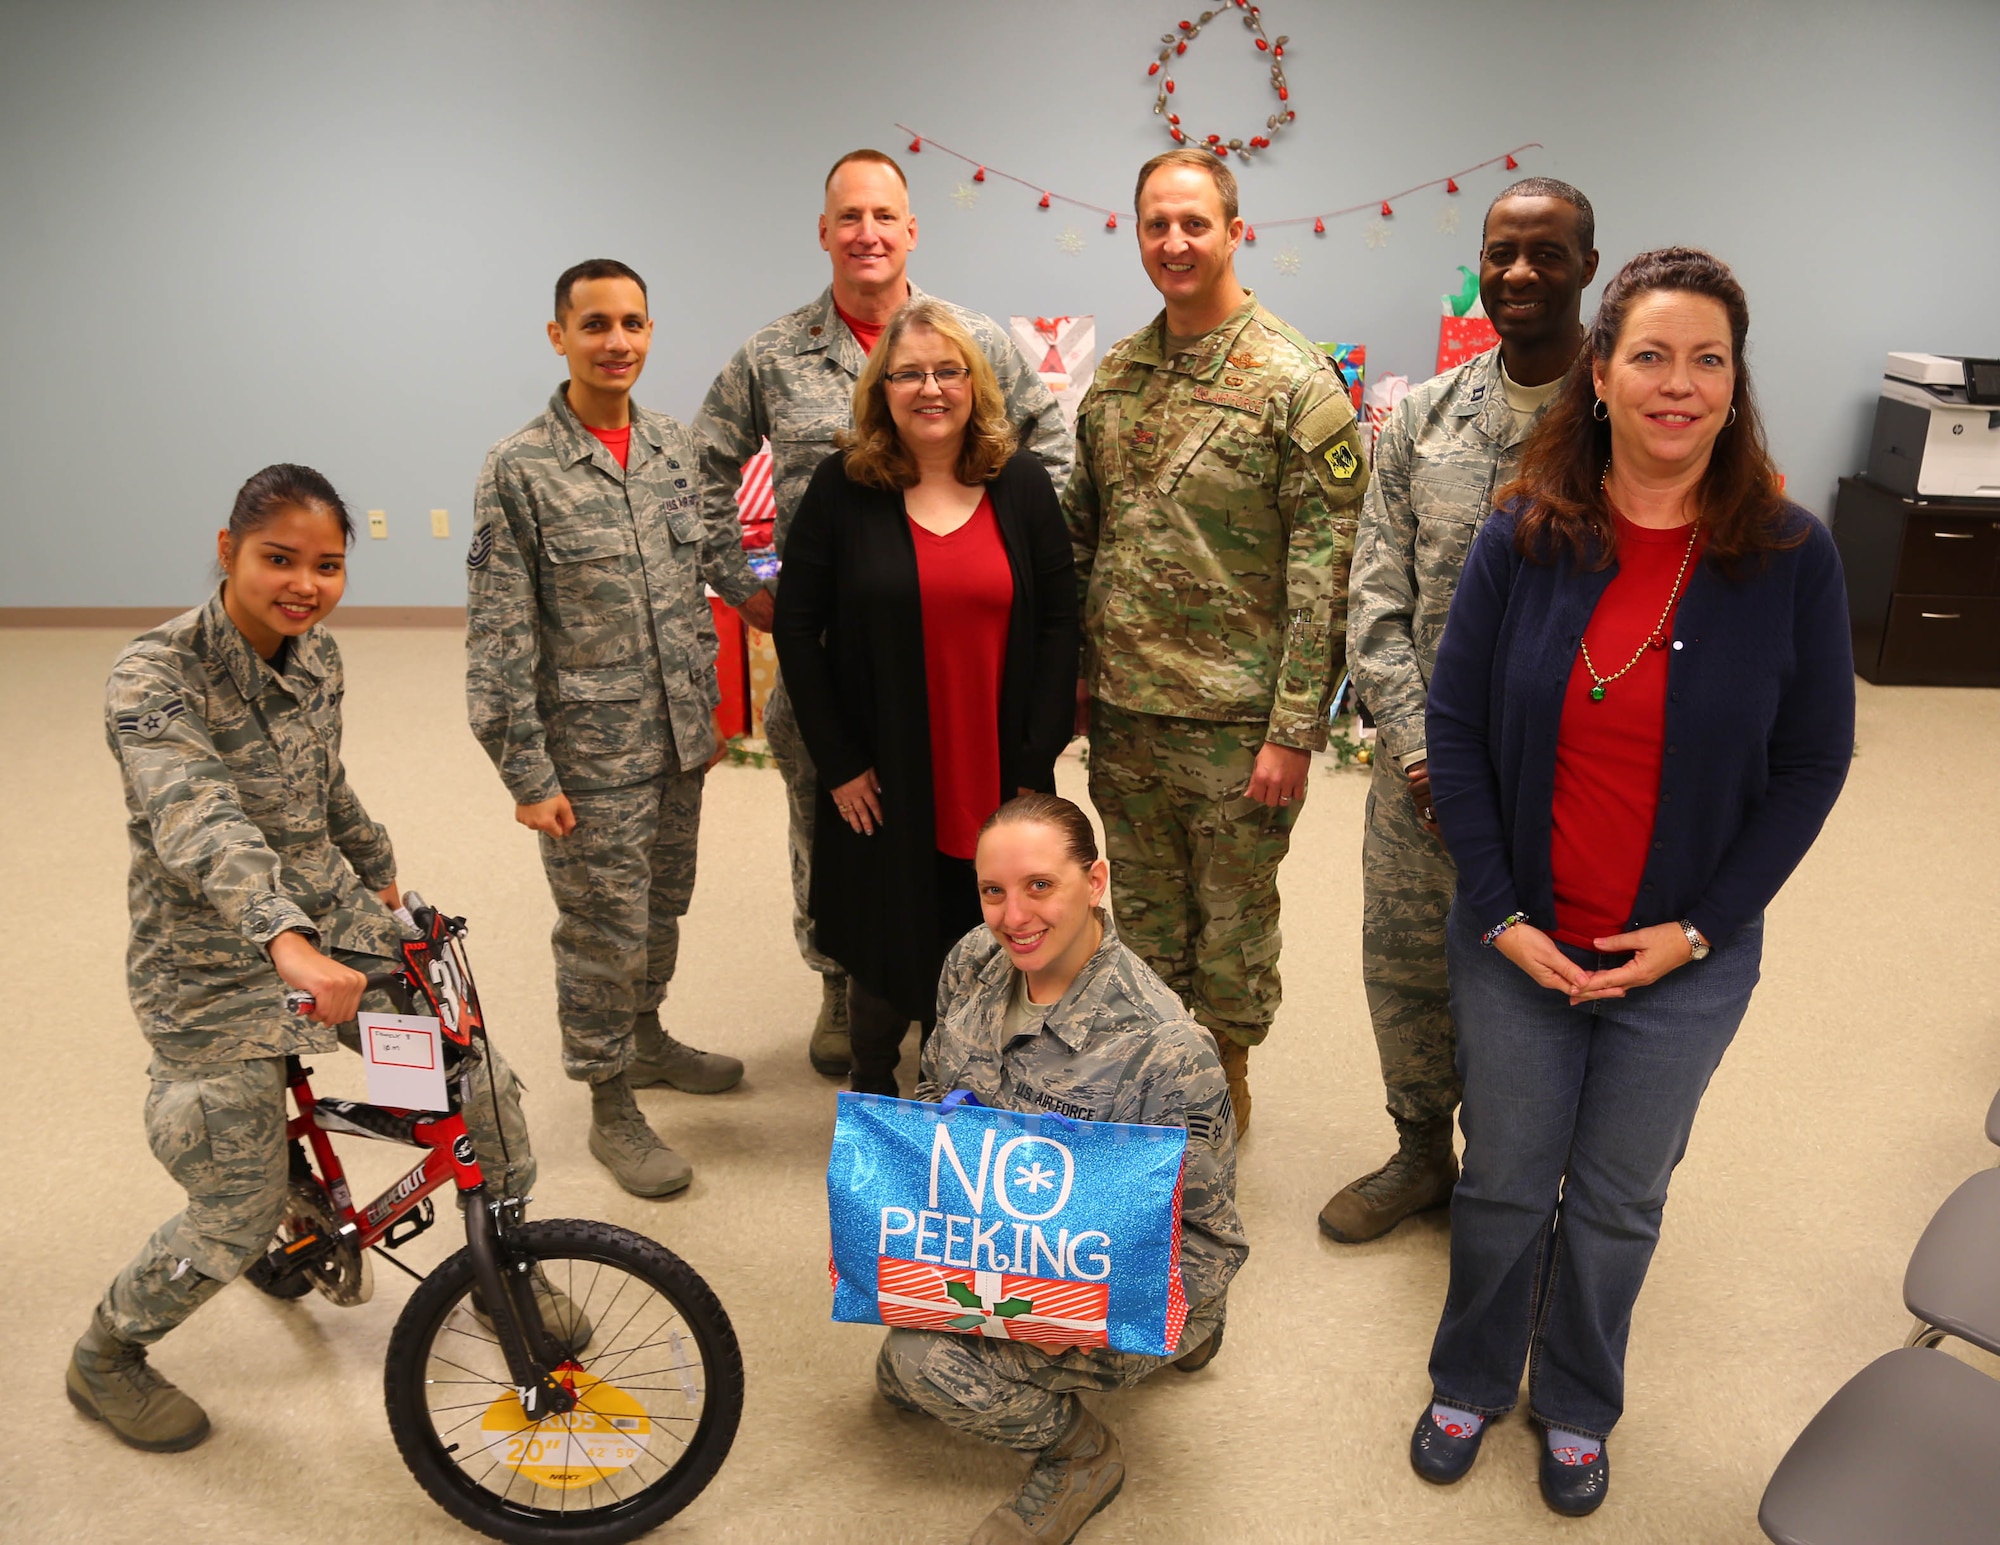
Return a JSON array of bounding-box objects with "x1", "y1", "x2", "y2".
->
[{"x1": 773, "y1": 297, "x2": 1079, "y2": 1096}]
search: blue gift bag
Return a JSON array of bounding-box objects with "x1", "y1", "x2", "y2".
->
[{"x1": 827, "y1": 1091, "x2": 1189, "y2": 1356}]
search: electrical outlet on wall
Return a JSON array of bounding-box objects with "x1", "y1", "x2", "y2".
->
[
  {"x1": 430, "y1": 508, "x2": 450, "y2": 538},
  {"x1": 368, "y1": 509, "x2": 388, "y2": 539}
]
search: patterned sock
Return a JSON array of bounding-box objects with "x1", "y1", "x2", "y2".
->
[
  {"x1": 1429, "y1": 1402, "x2": 1485, "y2": 1439},
  {"x1": 1546, "y1": 1426, "x2": 1602, "y2": 1466}
]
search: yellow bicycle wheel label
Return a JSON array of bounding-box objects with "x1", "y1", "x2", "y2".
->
[{"x1": 479, "y1": 1370, "x2": 651, "y2": 1490}]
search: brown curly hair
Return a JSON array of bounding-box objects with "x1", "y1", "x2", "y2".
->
[
  {"x1": 1503, "y1": 246, "x2": 1798, "y2": 569},
  {"x1": 841, "y1": 298, "x2": 1016, "y2": 490}
]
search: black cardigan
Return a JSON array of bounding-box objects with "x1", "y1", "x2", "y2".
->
[{"x1": 772, "y1": 449, "x2": 1079, "y2": 1016}]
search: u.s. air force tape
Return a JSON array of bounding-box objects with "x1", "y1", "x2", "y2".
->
[
  {"x1": 466, "y1": 524, "x2": 495, "y2": 570},
  {"x1": 115, "y1": 699, "x2": 186, "y2": 739}
]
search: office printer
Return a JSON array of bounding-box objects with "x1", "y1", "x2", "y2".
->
[{"x1": 1866, "y1": 352, "x2": 2000, "y2": 499}]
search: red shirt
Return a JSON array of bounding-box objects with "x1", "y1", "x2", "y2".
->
[
  {"x1": 835, "y1": 301, "x2": 886, "y2": 356},
  {"x1": 1549, "y1": 515, "x2": 1703, "y2": 948},
  {"x1": 910, "y1": 493, "x2": 1013, "y2": 858},
  {"x1": 583, "y1": 422, "x2": 631, "y2": 468}
]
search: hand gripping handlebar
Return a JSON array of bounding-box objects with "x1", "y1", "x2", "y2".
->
[{"x1": 283, "y1": 971, "x2": 409, "y2": 1017}]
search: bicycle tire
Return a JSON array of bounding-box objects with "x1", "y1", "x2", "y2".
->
[{"x1": 384, "y1": 1218, "x2": 741, "y2": 1545}]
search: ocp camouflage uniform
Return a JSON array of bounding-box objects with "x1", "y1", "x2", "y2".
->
[
  {"x1": 694, "y1": 285, "x2": 1073, "y2": 980},
  {"x1": 1348, "y1": 345, "x2": 1547, "y2": 1124},
  {"x1": 467, "y1": 386, "x2": 726, "y2": 1082},
  {"x1": 1065, "y1": 292, "x2": 1366, "y2": 1047},
  {"x1": 98, "y1": 595, "x2": 533, "y2": 1343},
  {"x1": 877, "y1": 915, "x2": 1246, "y2": 1449}
]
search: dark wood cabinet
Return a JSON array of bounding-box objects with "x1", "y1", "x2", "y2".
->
[{"x1": 1833, "y1": 477, "x2": 2000, "y2": 685}]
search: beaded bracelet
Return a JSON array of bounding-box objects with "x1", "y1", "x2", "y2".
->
[{"x1": 1481, "y1": 911, "x2": 1527, "y2": 948}]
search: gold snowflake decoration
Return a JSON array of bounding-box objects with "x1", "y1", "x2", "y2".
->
[
  {"x1": 951, "y1": 182, "x2": 980, "y2": 210},
  {"x1": 1057, "y1": 227, "x2": 1087, "y2": 256},
  {"x1": 1364, "y1": 218, "x2": 1392, "y2": 249},
  {"x1": 1435, "y1": 204, "x2": 1461, "y2": 235},
  {"x1": 1273, "y1": 245, "x2": 1303, "y2": 276}
]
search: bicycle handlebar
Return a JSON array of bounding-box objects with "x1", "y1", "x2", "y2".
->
[{"x1": 284, "y1": 971, "x2": 410, "y2": 1017}]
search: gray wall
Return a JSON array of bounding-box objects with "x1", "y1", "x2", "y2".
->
[{"x1": 3, "y1": 0, "x2": 1997, "y2": 606}]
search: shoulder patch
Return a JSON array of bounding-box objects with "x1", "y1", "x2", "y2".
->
[
  {"x1": 1192, "y1": 385, "x2": 1263, "y2": 413},
  {"x1": 466, "y1": 524, "x2": 495, "y2": 570},
  {"x1": 1293, "y1": 394, "x2": 1358, "y2": 449},
  {"x1": 116, "y1": 699, "x2": 186, "y2": 739},
  {"x1": 1324, "y1": 441, "x2": 1360, "y2": 481}
]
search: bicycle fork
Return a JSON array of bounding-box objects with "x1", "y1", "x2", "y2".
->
[{"x1": 462, "y1": 1189, "x2": 579, "y2": 1421}]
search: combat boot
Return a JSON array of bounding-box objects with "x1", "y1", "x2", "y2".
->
[
  {"x1": 625, "y1": 1009, "x2": 743, "y2": 1094},
  {"x1": 808, "y1": 973, "x2": 851, "y2": 1077},
  {"x1": 588, "y1": 1076, "x2": 694, "y2": 1197},
  {"x1": 970, "y1": 1401, "x2": 1125, "y2": 1544},
  {"x1": 66, "y1": 1310, "x2": 210, "y2": 1452},
  {"x1": 1211, "y1": 1033, "x2": 1252, "y2": 1140},
  {"x1": 471, "y1": 1266, "x2": 596, "y2": 1354},
  {"x1": 1317, "y1": 1114, "x2": 1458, "y2": 1243}
]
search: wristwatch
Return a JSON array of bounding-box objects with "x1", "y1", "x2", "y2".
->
[{"x1": 1678, "y1": 920, "x2": 1710, "y2": 961}]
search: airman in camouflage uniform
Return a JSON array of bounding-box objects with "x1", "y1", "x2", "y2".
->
[
  {"x1": 695, "y1": 149, "x2": 1072, "y2": 1079},
  {"x1": 878, "y1": 913, "x2": 1245, "y2": 1542},
  {"x1": 1320, "y1": 179, "x2": 1599, "y2": 1244},
  {"x1": 1068, "y1": 154, "x2": 1366, "y2": 1139},
  {"x1": 469, "y1": 376, "x2": 739, "y2": 1193},
  {"x1": 72, "y1": 593, "x2": 535, "y2": 1450}
]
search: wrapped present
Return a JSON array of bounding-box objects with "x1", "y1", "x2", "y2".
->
[
  {"x1": 736, "y1": 439, "x2": 776, "y2": 551},
  {"x1": 828, "y1": 1092, "x2": 1190, "y2": 1356},
  {"x1": 708, "y1": 595, "x2": 749, "y2": 741},
  {"x1": 1363, "y1": 373, "x2": 1413, "y2": 453},
  {"x1": 1317, "y1": 343, "x2": 1366, "y2": 413},
  {"x1": 1009, "y1": 316, "x2": 1096, "y2": 433},
  {"x1": 1437, "y1": 315, "x2": 1500, "y2": 375},
  {"x1": 746, "y1": 625, "x2": 779, "y2": 737}
]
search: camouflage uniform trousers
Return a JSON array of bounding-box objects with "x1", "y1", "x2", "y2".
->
[
  {"x1": 101, "y1": 958, "x2": 534, "y2": 1345},
  {"x1": 1361, "y1": 748, "x2": 1461, "y2": 1125},
  {"x1": 1088, "y1": 701, "x2": 1300, "y2": 1049},
  {"x1": 761, "y1": 674, "x2": 845, "y2": 980},
  {"x1": 874, "y1": 1305, "x2": 1222, "y2": 1450},
  {"x1": 539, "y1": 768, "x2": 705, "y2": 1084}
]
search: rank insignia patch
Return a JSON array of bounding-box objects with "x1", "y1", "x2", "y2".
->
[
  {"x1": 1324, "y1": 441, "x2": 1359, "y2": 481},
  {"x1": 116, "y1": 700, "x2": 186, "y2": 739},
  {"x1": 466, "y1": 524, "x2": 495, "y2": 570},
  {"x1": 1131, "y1": 428, "x2": 1156, "y2": 445}
]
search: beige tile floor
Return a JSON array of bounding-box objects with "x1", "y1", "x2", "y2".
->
[{"x1": 2, "y1": 625, "x2": 1997, "y2": 1544}]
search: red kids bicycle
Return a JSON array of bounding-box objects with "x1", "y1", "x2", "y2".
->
[{"x1": 246, "y1": 894, "x2": 741, "y2": 1544}]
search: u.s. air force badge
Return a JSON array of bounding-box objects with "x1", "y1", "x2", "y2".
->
[
  {"x1": 1324, "y1": 441, "x2": 1359, "y2": 481},
  {"x1": 116, "y1": 699, "x2": 186, "y2": 739}
]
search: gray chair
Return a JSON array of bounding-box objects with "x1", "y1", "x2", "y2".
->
[
  {"x1": 1759, "y1": 1347, "x2": 2000, "y2": 1544},
  {"x1": 1904, "y1": 1167, "x2": 2000, "y2": 1355},
  {"x1": 1986, "y1": 1086, "x2": 1999, "y2": 1149}
]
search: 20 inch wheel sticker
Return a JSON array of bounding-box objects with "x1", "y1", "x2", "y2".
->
[{"x1": 480, "y1": 1371, "x2": 650, "y2": 1489}]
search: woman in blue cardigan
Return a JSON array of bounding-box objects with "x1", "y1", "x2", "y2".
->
[{"x1": 1407, "y1": 249, "x2": 1853, "y2": 1516}]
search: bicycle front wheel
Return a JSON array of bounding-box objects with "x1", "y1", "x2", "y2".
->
[{"x1": 384, "y1": 1218, "x2": 742, "y2": 1545}]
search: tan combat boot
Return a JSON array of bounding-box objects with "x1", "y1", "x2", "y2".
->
[
  {"x1": 969, "y1": 1402, "x2": 1125, "y2": 1544},
  {"x1": 625, "y1": 1009, "x2": 743, "y2": 1094},
  {"x1": 808, "y1": 974, "x2": 851, "y2": 1077},
  {"x1": 588, "y1": 1076, "x2": 694, "y2": 1197},
  {"x1": 471, "y1": 1265, "x2": 596, "y2": 1354},
  {"x1": 66, "y1": 1310, "x2": 210, "y2": 1452},
  {"x1": 1211, "y1": 1033, "x2": 1252, "y2": 1140},
  {"x1": 1318, "y1": 1115, "x2": 1458, "y2": 1243}
]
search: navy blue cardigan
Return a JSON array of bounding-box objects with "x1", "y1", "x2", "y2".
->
[{"x1": 1425, "y1": 502, "x2": 1854, "y2": 946}]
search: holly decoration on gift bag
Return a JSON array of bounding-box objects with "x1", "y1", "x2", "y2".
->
[
  {"x1": 1147, "y1": 3, "x2": 1295, "y2": 162},
  {"x1": 944, "y1": 1278, "x2": 1035, "y2": 1330}
]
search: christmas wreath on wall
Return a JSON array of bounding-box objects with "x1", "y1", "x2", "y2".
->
[{"x1": 1147, "y1": 2, "x2": 1295, "y2": 163}]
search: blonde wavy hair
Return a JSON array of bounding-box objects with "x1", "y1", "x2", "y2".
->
[{"x1": 841, "y1": 298, "x2": 1016, "y2": 490}]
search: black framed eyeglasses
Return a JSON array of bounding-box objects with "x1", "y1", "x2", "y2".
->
[{"x1": 883, "y1": 366, "x2": 972, "y2": 391}]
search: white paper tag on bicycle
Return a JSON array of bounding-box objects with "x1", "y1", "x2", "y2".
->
[{"x1": 359, "y1": 1013, "x2": 448, "y2": 1111}]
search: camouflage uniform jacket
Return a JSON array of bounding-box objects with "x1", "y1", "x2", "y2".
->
[
  {"x1": 1349, "y1": 345, "x2": 1547, "y2": 771},
  {"x1": 1063, "y1": 291, "x2": 1367, "y2": 750},
  {"x1": 917, "y1": 913, "x2": 1247, "y2": 1312},
  {"x1": 467, "y1": 386, "x2": 723, "y2": 802},
  {"x1": 106, "y1": 591, "x2": 408, "y2": 1065},
  {"x1": 692, "y1": 283, "x2": 1074, "y2": 603}
]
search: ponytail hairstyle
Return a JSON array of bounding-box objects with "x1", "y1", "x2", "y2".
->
[
  {"x1": 978, "y1": 793, "x2": 1099, "y2": 871},
  {"x1": 1502, "y1": 246, "x2": 1798, "y2": 570}
]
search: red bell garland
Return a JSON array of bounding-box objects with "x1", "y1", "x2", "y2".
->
[{"x1": 1148, "y1": 4, "x2": 1295, "y2": 163}]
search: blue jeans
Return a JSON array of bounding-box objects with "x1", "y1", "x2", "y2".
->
[{"x1": 1427, "y1": 902, "x2": 1762, "y2": 1439}]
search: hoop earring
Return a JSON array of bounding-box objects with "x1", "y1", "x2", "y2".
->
[
  {"x1": 1725, "y1": 405, "x2": 1738, "y2": 427},
  {"x1": 1591, "y1": 398, "x2": 1609, "y2": 421}
]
